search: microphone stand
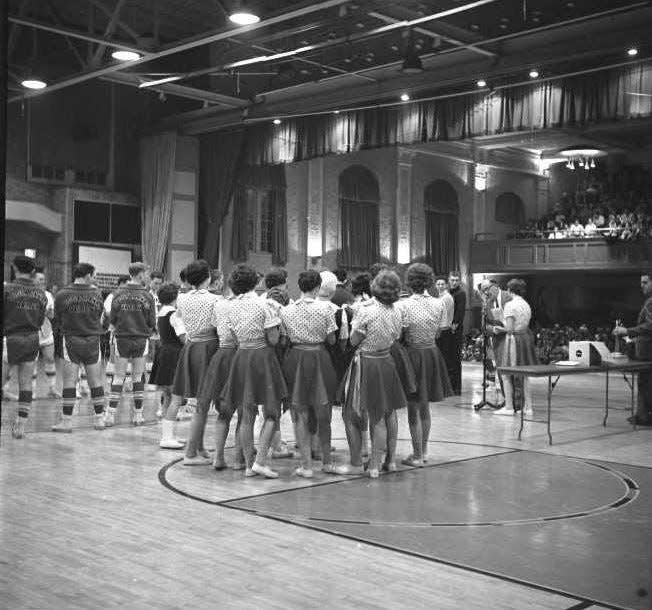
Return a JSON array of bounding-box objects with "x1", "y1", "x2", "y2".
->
[{"x1": 474, "y1": 300, "x2": 497, "y2": 411}]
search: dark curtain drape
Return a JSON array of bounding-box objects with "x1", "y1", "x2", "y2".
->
[
  {"x1": 230, "y1": 183, "x2": 248, "y2": 263},
  {"x1": 198, "y1": 129, "x2": 247, "y2": 266},
  {"x1": 338, "y1": 165, "x2": 380, "y2": 269},
  {"x1": 426, "y1": 211, "x2": 458, "y2": 276},
  {"x1": 339, "y1": 199, "x2": 379, "y2": 269},
  {"x1": 231, "y1": 164, "x2": 287, "y2": 265},
  {"x1": 235, "y1": 61, "x2": 652, "y2": 166}
]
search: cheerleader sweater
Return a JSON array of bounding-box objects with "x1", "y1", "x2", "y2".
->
[
  {"x1": 54, "y1": 283, "x2": 106, "y2": 336},
  {"x1": 4, "y1": 278, "x2": 48, "y2": 336},
  {"x1": 110, "y1": 283, "x2": 157, "y2": 337}
]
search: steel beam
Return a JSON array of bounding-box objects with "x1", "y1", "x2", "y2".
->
[
  {"x1": 368, "y1": 11, "x2": 496, "y2": 58},
  {"x1": 87, "y1": 0, "x2": 140, "y2": 43},
  {"x1": 103, "y1": 71, "x2": 249, "y2": 107},
  {"x1": 9, "y1": 0, "x2": 353, "y2": 103},
  {"x1": 8, "y1": 14, "x2": 141, "y2": 52},
  {"x1": 90, "y1": 0, "x2": 127, "y2": 66}
]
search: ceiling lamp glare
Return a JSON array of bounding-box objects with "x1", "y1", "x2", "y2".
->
[
  {"x1": 627, "y1": 47, "x2": 638, "y2": 56},
  {"x1": 477, "y1": 79, "x2": 487, "y2": 88},
  {"x1": 229, "y1": 1, "x2": 260, "y2": 25},
  {"x1": 273, "y1": 118, "x2": 282, "y2": 125},
  {"x1": 21, "y1": 78, "x2": 47, "y2": 90},
  {"x1": 112, "y1": 50, "x2": 142, "y2": 61},
  {"x1": 400, "y1": 92, "x2": 410, "y2": 102},
  {"x1": 529, "y1": 69, "x2": 539, "y2": 79}
]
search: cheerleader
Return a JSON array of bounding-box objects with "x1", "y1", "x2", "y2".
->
[
  {"x1": 220, "y1": 264, "x2": 287, "y2": 479},
  {"x1": 280, "y1": 270, "x2": 338, "y2": 477},
  {"x1": 400, "y1": 263, "x2": 453, "y2": 466},
  {"x1": 337, "y1": 270, "x2": 407, "y2": 478},
  {"x1": 159, "y1": 260, "x2": 219, "y2": 450},
  {"x1": 195, "y1": 284, "x2": 238, "y2": 469},
  {"x1": 149, "y1": 283, "x2": 186, "y2": 434},
  {"x1": 492, "y1": 279, "x2": 538, "y2": 413}
]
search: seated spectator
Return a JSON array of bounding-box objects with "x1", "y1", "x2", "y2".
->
[
  {"x1": 584, "y1": 218, "x2": 597, "y2": 236},
  {"x1": 568, "y1": 219, "x2": 585, "y2": 237}
]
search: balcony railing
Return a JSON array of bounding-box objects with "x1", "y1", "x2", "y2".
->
[{"x1": 470, "y1": 236, "x2": 652, "y2": 272}]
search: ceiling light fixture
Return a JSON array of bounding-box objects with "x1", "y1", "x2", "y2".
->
[
  {"x1": 229, "y1": 1, "x2": 260, "y2": 26},
  {"x1": 139, "y1": 75, "x2": 182, "y2": 88},
  {"x1": 529, "y1": 69, "x2": 539, "y2": 78},
  {"x1": 477, "y1": 79, "x2": 487, "y2": 87},
  {"x1": 628, "y1": 47, "x2": 638, "y2": 56},
  {"x1": 111, "y1": 50, "x2": 142, "y2": 62},
  {"x1": 401, "y1": 32, "x2": 424, "y2": 74},
  {"x1": 273, "y1": 118, "x2": 281, "y2": 125},
  {"x1": 400, "y1": 92, "x2": 410, "y2": 102},
  {"x1": 21, "y1": 78, "x2": 47, "y2": 90}
]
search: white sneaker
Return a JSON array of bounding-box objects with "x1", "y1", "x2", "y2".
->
[
  {"x1": 321, "y1": 463, "x2": 337, "y2": 474},
  {"x1": 94, "y1": 414, "x2": 106, "y2": 430},
  {"x1": 294, "y1": 466, "x2": 313, "y2": 478},
  {"x1": 334, "y1": 464, "x2": 365, "y2": 475},
  {"x1": 183, "y1": 455, "x2": 212, "y2": 466},
  {"x1": 251, "y1": 463, "x2": 279, "y2": 478},
  {"x1": 52, "y1": 415, "x2": 72, "y2": 433},
  {"x1": 159, "y1": 438, "x2": 185, "y2": 450},
  {"x1": 104, "y1": 408, "x2": 116, "y2": 427},
  {"x1": 11, "y1": 418, "x2": 26, "y2": 439},
  {"x1": 132, "y1": 410, "x2": 144, "y2": 426}
]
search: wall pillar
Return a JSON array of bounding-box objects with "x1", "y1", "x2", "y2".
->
[
  {"x1": 307, "y1": 157, "x2": 325, "y2": 266},
  {"x1": 167, "y1": 135, "x2": 199, "y2": 282},
  {"x1": 396, "y1": 150, "x2": 414, "y2": 263}
]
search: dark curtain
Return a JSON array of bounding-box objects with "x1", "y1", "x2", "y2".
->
[
  {"x1": 426, "y1": 211, "x2": 459, "y2": 276},
  {"x1": 230, "y1": 183, "x2": 248, "y2": 263},
  {"x1": 338, "y1": 165, "x2": 380, "y2": 269},
  {"x1": 198, "y1": 129, "x2": 247, "y2": 266},
  {"x1": 239, "y1": 61, "x2": 652, "y2": 166},
  {"x1": 234, "y1": 164, "x2": 287, "y2": 265},
  {"x1": 339, "y1": 199, "x2": 379, "y2": 269}
]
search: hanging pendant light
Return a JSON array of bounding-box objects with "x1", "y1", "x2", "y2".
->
[{"x1": 229, "y1": 0, "x2": 260, "y2": 25}]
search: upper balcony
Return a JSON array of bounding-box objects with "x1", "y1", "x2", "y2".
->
[{"x1": 470, "y1": 234, "x2": 652, "y2": 273}]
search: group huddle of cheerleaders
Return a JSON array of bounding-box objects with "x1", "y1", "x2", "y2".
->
[{"x1": 151, "y1": 260, "x2": 454, "y2": 480}]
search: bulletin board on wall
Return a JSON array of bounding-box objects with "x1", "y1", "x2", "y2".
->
[{"x1": 75, "y1": 244, "x2": 133, "y2": 290}]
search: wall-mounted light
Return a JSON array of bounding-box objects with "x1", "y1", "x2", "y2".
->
[
  {"x1": 474, "y1": 164, "x2": 488, "y2": 191},
  {"x1": 24, "y1": 249, "x2": 37, "y2": 259},
  {"x1": 400, "y1": 92, "x2": 410, "y2": 102}
]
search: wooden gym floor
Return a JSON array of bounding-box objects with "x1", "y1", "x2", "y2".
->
[{"x1": 1, "y1": 363, "x2": 651, "y2": 610}]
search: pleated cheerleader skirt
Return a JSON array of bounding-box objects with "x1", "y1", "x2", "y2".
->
[
  {"x1": 342, "y1": 350, "x2": 408, "y2": 426},
  {"x1": 407, "y1": 344, "x2": 454, "y2": 403},
  {"x1": 196, "y1": 346, "x2": 237, "y2": 417},
  {"x1": 282, "y1": 344, "x2": 337, "y2": 413},
  {"x1": 171, "y1": 338, "x2": 218, "y2": 399},
  {"x1": 220, "y1": 345, "x2": 288, "y2": 420}
]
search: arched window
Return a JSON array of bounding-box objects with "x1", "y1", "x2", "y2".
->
[
  {"x1": 338, "y1": 165, "x2": 380, "y2": 269},
  {"x1": 495, "y1": 192, "x2": 525, "y2": 225},
  {"x1": 424, "y1": 179, "x2": 459, "y2": 275}
]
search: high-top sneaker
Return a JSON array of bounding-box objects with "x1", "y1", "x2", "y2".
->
[
  {"x1": 52, "y1": 414, "x2": 73, "y2": 433},
  {"x1": 104, "y1": 407, "x2": 116, "y2": 427},
  {"x1": 11, "y1": 418, "x2": 26, "y2": 439},
  {"x1": 94, "y1": 414, "x2": 106, "y2": 430}
]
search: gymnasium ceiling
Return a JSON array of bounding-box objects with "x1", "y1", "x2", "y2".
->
[{"x1": 6, "y1": 0, "x2": 652, "y2": 155}]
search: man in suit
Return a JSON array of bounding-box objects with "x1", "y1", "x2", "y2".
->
[
  {"x1": 613, "y1": 272, "x2": 652, "y2": 425},
  {"x1": 480, "y1": 279, "x2": 510, "y2": 409},
  {"x1": 448, "y1": 271, "x2": 466, "y2": 395}
]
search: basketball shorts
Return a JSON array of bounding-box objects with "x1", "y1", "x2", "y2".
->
[
  {"x1": 63, "y1": 335, "x2": 101, "y2": 366},
  {"x1": 114, "y1": 336, "x2": 149, "y2": 359},
  {"x1": 3, "y1": 334, "x2": 40, "y2": 365}
]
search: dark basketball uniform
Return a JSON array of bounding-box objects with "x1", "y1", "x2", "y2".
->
[
  {"x1": 3, "y1": 278, "x2": 48, "y2": 364},
  {"x1": 110, "y1": 283, "x2": 157, "y2": 357},
  {"x1": 54, "y1": 283, "x2": 106, "y2": 365}
]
